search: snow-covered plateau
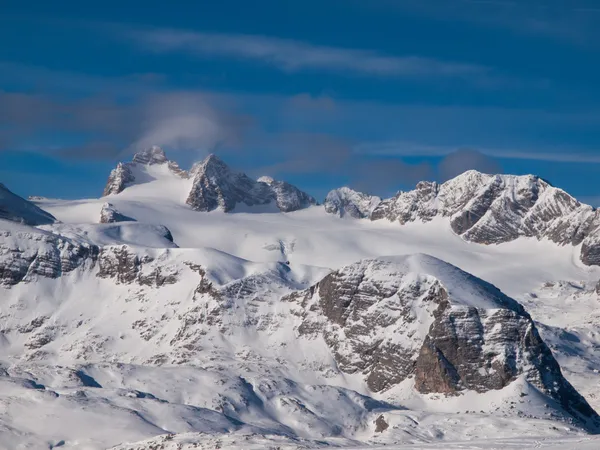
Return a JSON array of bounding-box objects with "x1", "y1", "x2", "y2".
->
[{"x1": 1, "y1": 147, "x2": 600, "y2": 449}]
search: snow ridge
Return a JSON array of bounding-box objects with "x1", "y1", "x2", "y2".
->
[
  {"x1": 0, "y1": 183, "x2": 56, "y2": 225},
  {"x1": 324, "y1": 171, "x2": 600, "y2": 266}
]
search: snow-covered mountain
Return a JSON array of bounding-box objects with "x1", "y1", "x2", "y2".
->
[
  {"x1": 104, "y1": 147, "x2": 316, "y2": 213},
  {"x1": 0, "y1": 183, "x2": 56, "y2": 225},
  {"x1": 103, "y1": 146, "x2": 189, "y2": 196},
  {"x1": 324, "y1": 187, "x2": 381, "y2": 218},
  {"x1": 324, "y1": 171, "x2": 600, "y2": 267},
  {"x1": 2, "y1": 153, "x2": 600, "y2": 448}
]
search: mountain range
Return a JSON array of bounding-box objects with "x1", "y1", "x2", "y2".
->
[{"x1": 0, "y1": 147, "x2": 599, "y2": 449}]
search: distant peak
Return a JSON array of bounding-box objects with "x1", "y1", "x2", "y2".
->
[
  {"x1": 190, "y1": 153, "x2": 229, "y2": 175},
  {"x1": 203, "y1": 153, "x2": 225, "y2": 165},
  {"x1": 132, "y1": 146, "x2": 168, "y2": 165}
]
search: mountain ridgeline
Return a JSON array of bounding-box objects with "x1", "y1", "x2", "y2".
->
[
  {"x1": 1, "y1": 147, "x2": 600, "y2": 446},
  {"x1": 103, "y1": 147, "x2": 317, "y2": 213},
  {"x1": 325, "y1": 172, "x2": 600, "y2": 267},
  {"x1": 102, "y1": 148, "x2": 600, "y2": 267}
]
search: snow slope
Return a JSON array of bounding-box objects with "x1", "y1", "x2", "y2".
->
[
  {"x1": 0, "y1": 155, "x2": 598, "y2": 448},
  {"x1": 0, "y1": 182, "x2": 56, "y2": 225}
]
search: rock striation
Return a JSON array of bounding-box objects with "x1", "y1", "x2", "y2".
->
[
  {"x1": 325, "y1": 171, "x2": 600, "y2": 267},
  {"x1": 285, "y1": 254, "x2": 600, "y2": 428},
  {"x1": 323, "y1": 187, "x2": 381, "y2": 219},
  {"x1": 186, "y1": 155, "x2": 316, "y2": 213},
  {"x1": 0, "y1": 224, "x2": 98, "y2": 287}
]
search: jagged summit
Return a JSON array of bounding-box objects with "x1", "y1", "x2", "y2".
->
[
  {"x1": 186, "y1": 154, "x2": 317, "y2": 213},
  {"x1": 131, "y1": 145, "x2": 168, "y2": 165},
  {"x1": 103, "y1": 146, "x2": 188, "y2": 196},
  {"x1": 186, "y1": 154, "x2": 274, "y2": 212},
  {"x1": 324, "y1": 186, "x2": 381, "y2": 218},
  {"x1": 0, "y1": 183, "x2": 56, "y2": 225},
  {"x1": 323, "y1": 170, "x2": 600, "y2": 267}
]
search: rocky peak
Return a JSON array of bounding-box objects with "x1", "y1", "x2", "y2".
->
[
  {"x1": 131, "y1": 146, "x2": 168, "y2": 165},
  {"x1": 325, "y1": 170, "x2": 600, "y2": 267},
  {"x1": 186, "y1": 155, "x2": 315, "y2": 213},
  {"x1": 103, "y1": 162, "x2": 135, "y2": 196},
  {"x1": 286, "y1": 254, "x2": 600, "y2": 429},
  {"x1": 99, "y1": 203, "x2": 136, "y2": 224},
  {"x1": 0, "y1": 183, "x2": 56, "y2": 226},
  {"x1": 324, "y1": 187, "x2": 381, "y2": 219},
  {"x1": 258, "y1": 176, "x2": 317, "y2": 212},
  {"x1": 103, "y1": 146, "x2": 189, "y2": 196}
]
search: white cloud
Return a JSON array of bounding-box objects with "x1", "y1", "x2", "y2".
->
[{"x1": 123, "y1": 27, "x2": 492, "y2": 80}]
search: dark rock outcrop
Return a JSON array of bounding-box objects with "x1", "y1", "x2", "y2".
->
[
  {"x1": 257, "y1": 176, "x2": 317, "y2": 212},
  {"x1": 97, "y1": 246, "x2": 178, "y2": 287},
  {"x1": 186, "y1": 155, "x2": 316, "y2": 213},
  {"x1": 99, "y1": 203, "x2": 136, "y2": 224},
  {"x1": 285, "y1": 254, "x2": 600, "y2": 428},
  {"x1": 103, "y1": 162, "x2": 135, "y2": 196},
  {"x1": 186, "y1": 155, "x2": 274, "y2": 212},
  {"x1": 0, "y1": 226, "x2": 98, "y2": 287}
]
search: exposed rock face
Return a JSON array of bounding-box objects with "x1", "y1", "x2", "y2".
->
[
  {"x1": 102, "y1": 146, "x2": 188, "y2": 196},
  {"x1": 0, "y1": 225, "x2": 98, "y2": 287},
  {"x1": 99, "y1": 203, "x2": 136, "y2": 224},
  {"x1": 371, "y1": 171, "x2": 600, "y2": 247},
  {"x1": 186, "y1": 155, "x2": 274, "y2": 212},
  {"x1": 103, "y1": 162, "x2": 135, "y2": 196},
  {"x1": 258, "y1": 176, "x2": 317, "y2": 212},
  {"x1": 286, "y1": 254, "x2": 599, "y2": 427},
  {"x1": 167, "y1": 160, "x2": 189, "y2": 178},
  {"x1": 0, "y1": 183, "x2": 56, "y2": 225},
  {"x1": 186, "y1": 155, "x2": 316, "y2": 213},
  {"x1": 325, "y1": 171, "x2": 600, "y2": 266},
  {"x1": 131, "y1": 146, "x2": 168, "y2": 165},
  {"x1": 97, "y1": 246, "x2": 178, "y2": 287},
  {"x1": 323, "y1": 187, "x2": 381, "y2": 219}
]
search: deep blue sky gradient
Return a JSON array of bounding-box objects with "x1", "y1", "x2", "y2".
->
[{"x1": 1, "y1": 0, "x2": 600, "y2": 202}]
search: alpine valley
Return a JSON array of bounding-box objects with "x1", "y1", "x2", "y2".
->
[{"x1": 1, "y1": 146, "x2": 600, "y2": 449}]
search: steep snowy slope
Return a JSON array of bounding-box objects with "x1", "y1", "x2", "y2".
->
[
  {"x1": 0, "y1": 183, "x2": 56, "y2": 225},
  {"x1": 0, "y1": 221, "x2": 597, "y2": 448}
]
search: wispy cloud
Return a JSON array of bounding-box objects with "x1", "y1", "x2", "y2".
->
[
  {"x1": 121, "y1": 26, "x2": 496, "y2": 81},
  {"x1": 0, "y1": 89, "x2": 249, "y2": 160},
  {"x1": 355, "y1": 141, "x2": 600, "y2": 164}
]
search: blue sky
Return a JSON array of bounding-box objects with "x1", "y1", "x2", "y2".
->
[{"x1": 2, "y1": 0, "x2": 600, "y2": 201}]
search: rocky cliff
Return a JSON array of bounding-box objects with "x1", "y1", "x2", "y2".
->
[
  {"x1": 323, "y1": 187, "x2": 381, "y2": 219},
  {"x1": 186, "y1": 155, "x2": 316, "y2": 213},
  {"x1": 325, "y1": 171, "x2": 600, "y2": 266},
  {"x1": 285, "y1": 254, "x2": 600, "y2": 429}
]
